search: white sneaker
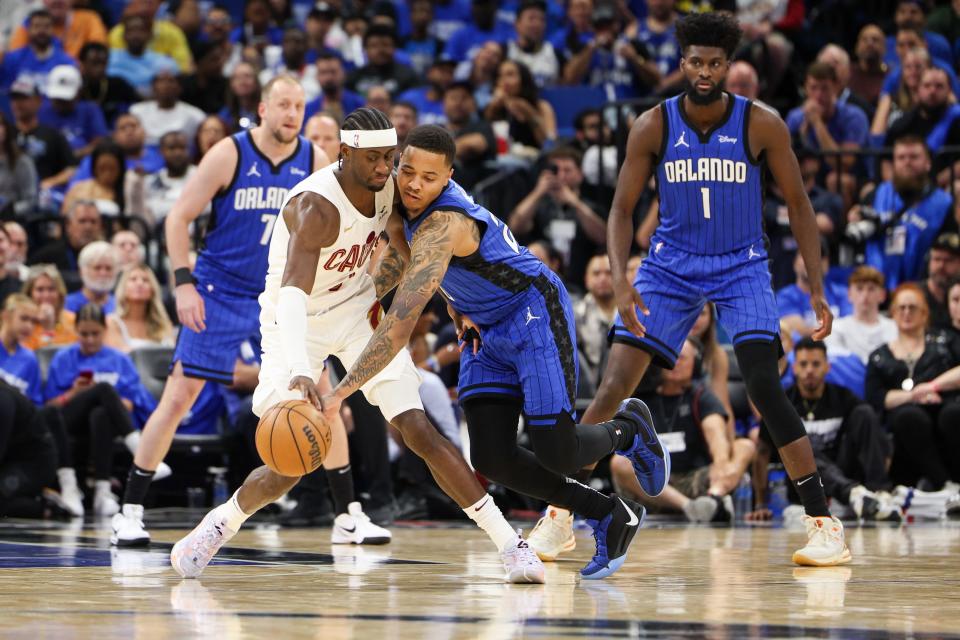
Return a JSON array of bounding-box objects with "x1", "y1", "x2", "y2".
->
[
  {"x1": 154, "y1": 462, "x2": 173, "y2": 482},
  {"x1": 170, "y1": 509, "x2": 237, "y2": 578},
  {"x1": 500, "y1": 534, "x2": 546, "y2": 584},
  {"x1": 95, "y1": 490, "x2": 121, "y2": 517},
  {"x1": 792, "y1": 515, "x2": 852, "y2": 567},
  {"x1": 111, "y1": 503, "x2": 150, "y2": 547},
  {"x1": 60, "y1": 483, "x2": 85, "y2": 517},
  {"x1": 331, "y1": 502, "x2": 392, "y2": 545},
  {"x1": 527, "y1": 507, "x2": 575, "y2": 561}
]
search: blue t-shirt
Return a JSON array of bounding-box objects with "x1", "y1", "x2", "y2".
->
[
  {"x1": 430, "y1": 0, "x2": 471, "y2": 41},
  {"x1": 444, "y1": 22, "x2": 515, "y2": 63},
  {"x1": 585, "y1": 40, "x2": 650, "y2": 100},
  {"x1": 865, "y1": 182, "x2": 953, "y2": 290},
  {"x1": 885, "y1": 31, "x2": 953, "y2": 69},
  {"x1": 303, "y1": 90, "x2": 365, "y2": 123},
  {"x1": 0, "y1": 344, "x2": 42, "y2": 405},
  {"x1": 549, "y1": 27, "x2": 593, "y2": 61},
  {"x1": 396, "y1": 87, "x2": 446, "y2": 125},
  {"x1": 0, "y1": 44, "x2": 75, "y2": 92},
  {"x1": 781, "y1": 351, "x2": 866, "y2": 399},
  {"x1": 221, "y1": 337, "x2": 261, "y2": 428},
  {"x1": 776, "y1": 279, "x2": 852, "y2": 326},
  {"x1": 229, "y1": 25, "x2": 284, "y2": 46},
  {"x1": 64, "y1": 291, "x2": 116, "y2": 315},
  {"x1": 44, "y1": 344, "x2": 155, "y2": 418},
  {"x1": 785, "y1": 101, "x2": 869, "y2": 150},
  {"x1": 69, "y1": 146, "x2": 164, "y2": 187},
  {"x1": 106, "y1": 49, "x2": 179, "y2": 96},
  {"x1": 38, "y1": 99, "x2": 109, "y2": 151},
  {"x1": 635, "y1": 23, "x2": 680, "y2": 76},
  {"x1": 403, "y1": 39, "x2": 443, "y2": 76}
]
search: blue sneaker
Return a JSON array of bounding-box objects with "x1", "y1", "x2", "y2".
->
[
  {"x1": 580, "y1": 496, "x2": 644, "y2": 580},
  {"x1": 614, "y1": 399, "x2": 671, "y2": 497}
]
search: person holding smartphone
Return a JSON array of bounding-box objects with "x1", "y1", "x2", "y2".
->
[{"x1": 44, "y1": 303, "x2": 160, "y2": 516}]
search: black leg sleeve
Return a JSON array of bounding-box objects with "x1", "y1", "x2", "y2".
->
[
  {"x1": 734, "y1": 341, "x2": 808, "y2": 448},
  {"x1": 527, "y1": 411, "x2": 620, "y2": 476}
]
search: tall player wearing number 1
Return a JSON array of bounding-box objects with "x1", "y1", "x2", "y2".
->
[
  {"x1": 532, "y1": 13, "x2": 851, "y2": 567},
  {"x1": 111, "y1": 76, "x2": 332, "y2": 546}
]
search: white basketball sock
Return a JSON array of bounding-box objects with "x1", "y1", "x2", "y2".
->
[
  {"x1": 214, "y1": 490, "x2": 252, "y2": 532},
  {"x1": 465, "y1": 495, "x2": 519, "y2": 553}
]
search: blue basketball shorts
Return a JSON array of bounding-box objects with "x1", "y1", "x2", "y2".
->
[
  {"x1": 458, "y1": 272, "x2": 579, "y2": 425},
  {"x1": 172, "y1": 280, "x2": 261, "y2": 385},
  {"x1": 609, "y1": 236, "x2": 780, "y2": 368}
]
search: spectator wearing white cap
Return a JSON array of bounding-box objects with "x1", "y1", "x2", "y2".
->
[{"x1": 38, "y1": 65, "x2": 109, "y2": 159}]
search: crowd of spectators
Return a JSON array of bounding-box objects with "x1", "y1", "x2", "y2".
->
[{"x1": 0, "y1": 0, "x2": 959, "y2": 524}]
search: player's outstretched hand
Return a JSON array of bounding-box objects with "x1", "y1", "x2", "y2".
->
[
  {"x1": 809, "y1": 292, "x2": 834, "y2": 341},
  {"x1": 289, "y1": 375, "x2": 322, "y2": 410},
  {"x1": 175, "y1": 283, "x2": 206, "y2": 333},
  {"x1": 615, "y1": 283, "x2": 649, "y2": 337}
]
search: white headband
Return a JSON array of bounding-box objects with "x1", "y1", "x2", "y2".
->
[{"x1": 340, "y1": 128, "x2": 398, "y2": 148}]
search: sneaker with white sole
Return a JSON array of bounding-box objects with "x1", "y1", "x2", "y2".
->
[
  {"x1": 60, "y1": 483, "x2": 85, "y2": 517},
  {"x1": 331, "y1": 502, "x2": 391, "y2": 545},
  {"x1": 792, "y1": 515, "x2": 852, "y2": 567},
  {"x1": 94, "y1": 490, "x2": 121, "y2": 517},
  {"x1": 527, "y1": 507, "x2": 575, "y2": 561},
  {"x1": 500, "y1": 534, "x2": 546, "y2": 584},
  {"x1": 170, "y1": 509, "x2": 237, "y2": 578},
  {"x1": 111, "y1": 503, "x2": 150, "y2": 547}
]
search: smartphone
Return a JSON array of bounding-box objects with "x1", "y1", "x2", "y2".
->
[{"x1": 78, "y1": 370, "x2": 94, "y2": 382}]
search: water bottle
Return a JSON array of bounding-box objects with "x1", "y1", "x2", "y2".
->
[
  {"x1": 734, "y1": 473, "x2": 753, "y2": 522},
  {"x1": 767, "y1": 465, "x2": 789, "y2": 520},
  {"x1": 209, "y1": 466, "x2": 229, "y2": 505}
]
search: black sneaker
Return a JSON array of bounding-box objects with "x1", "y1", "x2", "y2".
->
[
  {"x1": 580, "y1": 495, "x2": 644, "y2": 580},
  {"x1": 279, "y1": 495, "x2": 333, "y2": 527}
]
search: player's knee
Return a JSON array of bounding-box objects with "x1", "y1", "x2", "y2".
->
[
  {"x1": 528, "y1": 414, "x2": 581, "y2": 475},
  {"x1": 160, "y1": 374, "x2": 205, "y2": 415},
  {"x1": 392, "y1": 410, "x2": 444, "y2": 457}
]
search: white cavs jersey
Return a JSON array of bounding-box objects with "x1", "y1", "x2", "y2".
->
[{"x1": 259, "y1": 164, "x2": 394, "y2": 324}]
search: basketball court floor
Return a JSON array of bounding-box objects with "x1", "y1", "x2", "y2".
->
[{"x1": 1, "y1": 512, "x2": 958, "y2": 639}]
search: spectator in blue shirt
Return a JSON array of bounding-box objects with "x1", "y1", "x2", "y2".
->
[
  {"x1": 561, "y1": 4, "x2": 660, "y2": 100},
  {"x1": 430, "y1": 0, "x2": 472, "y2": 43},
  {"x1": 404, "y1": 0, "x2": 444, "y2": 76},
  {"x1": 786, "y1": 62, "x2": 868, "y2": 208},
  {"x1": 778, "y1": 237, "x2": 853, "y2": 339},
  {"x1": 107, "y1": 12, "x2": 179, "y2": 97},
  {"x1": 230, "y1": 0, "x2": 284, "y2": 51},
  {"x1": 44, "y1": 303, "x2": 157, "y2": 516},
  {"x1": 304, "y1": 53, "x2": 365, "y2": 125},
  {"x1": 549, "y1": 0, "x2": 593, "y2": 64},
  {"x1": 0, "y1": 294, "x2": 43, "y2": 405},
  {"x1": 397, "y1": 57, "x2": 457, "y2": 125},
  {"x1": 70, "y1": 114, "x2": 164, "y2": 186},
  {"x1": 635, "y1": 0, "x2": 682, "y2": 92},
  {"x1": 63, "y1": 241, "x2": 118, "y2": 315},
  {"x1": 39, "y1": 65, "x2": 109, "y2": 159},
  {"x1": 878, "y1": 30, "x2": 960, "y2": 110},
  {"x1": 0, "y1": 10, "x2": 76, "y2": 95},
  {"x1": 884, "y1": 1, "x2": 953, "y2": 69},
  {"x1": 444, "y1": 0, "x2": 515, "y2": 64}
]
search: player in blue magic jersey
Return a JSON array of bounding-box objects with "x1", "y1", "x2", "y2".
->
[
  {"x1": 323, "y1": 125, "x2": 671, "y2": 580},
  {"x1": 111, "y1": 76, "x2": 330, "y2": 546},
  {"x1": 551, "y1": 13, "x2": 850, "y2": 567}
]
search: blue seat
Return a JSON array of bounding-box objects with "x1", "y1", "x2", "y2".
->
[{"x1": 541, "y1": 85, "x2": 607, "y2": 140}]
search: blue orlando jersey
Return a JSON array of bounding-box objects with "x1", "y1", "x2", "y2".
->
[
  {"x1": 656, "y1": 93, "x2": 764, "y2": 255},
  {"x1": 194, "y1": 131, "x2": 314, "y2": 296},
  {"x1": 402, "y1": 180, "x2": 545, "y2": 327},
  {"x1": 44, "y1": 344, "x2": 156, "y2": 417},
  {"x1": 0, "y1": 344, "x2": 42, "y2": 405}
]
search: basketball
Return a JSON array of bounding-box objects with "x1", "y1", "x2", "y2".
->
[{"x1": 255, "y1": 399, "x2": 332, "y2": 477}]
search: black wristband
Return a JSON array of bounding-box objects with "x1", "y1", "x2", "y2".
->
[{"x1": 173, "y1": 267, "x2": 195, "y2": 287}]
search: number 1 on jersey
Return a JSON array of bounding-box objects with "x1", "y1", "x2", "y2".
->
[{"x1": 700, "y1": 187, "x2": 711, "y2": 219}]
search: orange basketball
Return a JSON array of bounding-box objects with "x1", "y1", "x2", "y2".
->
[{"x1": 255, "y1": 399, "x2": 332, "y2": 477}]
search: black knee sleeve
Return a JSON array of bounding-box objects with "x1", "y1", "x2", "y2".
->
[
  {"x1": 528, "y1": 411, "x2": 586, "y2": 475},
  {"x1": 734, "y1": 341, "x2": 807, "y2": 448},
  {"x1": 462, "y1": 398, "x2": 523, "y2": 483}
]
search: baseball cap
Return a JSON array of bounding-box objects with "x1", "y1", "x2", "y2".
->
[
  {"x1": 932, "y1": 232, "x2": 960, "y2": 256},
  {"x1": 46, "y1": 65, "x2": 82, "y2": 100},
  {"x1": 9, "y1": 75, "x2": 39, "y2": 97}
]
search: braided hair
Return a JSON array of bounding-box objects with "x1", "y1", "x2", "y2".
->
[{"x1": 338, "y1": 107, "x2": 393, "y2": 167}]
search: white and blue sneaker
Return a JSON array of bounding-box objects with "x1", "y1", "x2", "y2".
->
[
  {"x1": 580, "y1": 496, "x2": 644, "y2": 580},
  {"x1": 613, "y1": 399, "x2": 670, "y2": 497}
]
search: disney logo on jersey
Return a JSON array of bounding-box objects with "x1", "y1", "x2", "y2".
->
[
  {"x1": 290, "y1": 166, "x2": 306, "y2": 177},
  {"x1": 233, "y1": 186, "x2": 289, "y2": 210},
  {"x1": 717, "y1": 135, "x2": 738, "y2": 144},
  {"x1": 662, "y1": 158, "x2": 747, "y2": 184},
  {"x1": 323, "y1": 231, "x2": 378, "y2": 273}
]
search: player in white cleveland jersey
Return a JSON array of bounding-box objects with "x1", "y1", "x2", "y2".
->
[{"x1": 170, "y1": 108, "x2": 545, "y2": 584}]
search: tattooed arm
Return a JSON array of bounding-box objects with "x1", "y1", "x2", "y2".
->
[
  {"x1": 323, "y1": 210, "x2": 466, "y2": 417},
  {"x1": 372, "y1": 211, "x2": 410, "y2": 299}
]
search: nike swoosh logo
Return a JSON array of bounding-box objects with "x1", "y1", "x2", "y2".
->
[
  {"x1": 797, "y1": 477, "x2": 812, "y2": 486},
  {"x1": 621, "y1": 499, "x2": 639, "y2": 526},
  {"x1": 342, "y1": 524, "x2": 356, "y2": 532},
  {"x1": 134, "y1": 470, "x2": 153, "y2": 477},
  {"x1": 474, "y1": 498, "x2": 490, "y2": 512}
]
